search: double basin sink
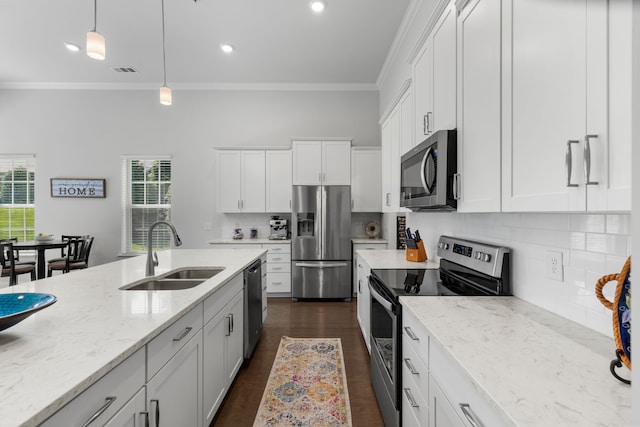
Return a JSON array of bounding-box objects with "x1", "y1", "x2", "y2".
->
[{"x1": 120, "y1": 267, "x2": 225, "y2": 291}]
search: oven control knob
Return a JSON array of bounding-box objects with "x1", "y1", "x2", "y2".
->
[
  {"x1": 438, "y1": 242, "x2": 449, "y2": 250},
  {"x1": 475, "y1": 252, "x2": 482, "y2": 260},
  {"x1": 482, "y1": 253, "x2": 491, "y2": 262}
]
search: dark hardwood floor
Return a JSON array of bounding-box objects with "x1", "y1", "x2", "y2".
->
[{"x1": 212, "y1": 297, "x2": 384, "y2": 427}]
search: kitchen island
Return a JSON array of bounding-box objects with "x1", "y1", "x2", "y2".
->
[{"x1": 0, "y1": 248, "x2": 265, "y2": 427}]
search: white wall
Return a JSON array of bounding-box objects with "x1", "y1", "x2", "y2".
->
[{"x1": 0, "y1": 88, "x2": 381, "y2": 265}]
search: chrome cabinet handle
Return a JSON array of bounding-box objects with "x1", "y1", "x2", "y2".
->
[
  {"x1": 423, "y1": 113, "x2": 433, "y2": 135},
  {"x1": 385, "y1": 192, "x2": 391, "y2": 206},
  {"x1": 460, "y1": 403, "x2": 484, "y2": 427},
  {"x1": 358, "y1": 279, "x2": 361, "y2": 293},
  {"x1": 453, "y1": 173, "x2": 461, "y2": 200},
  {"x1": 173, "y1": 326, "x2": 192, "y2": 342},
  {"x1": 81, "y1": 396, "x2": 117, "y2": 427},
  {"x1": 565, "y1": 140, "x2": 580, "y2": 187},
  {"x1": 403, "y1": 388, "x2": 419, "y2": 408},
  {"x1": 404, "y1": 358, "x2": 418, "y2": 374},
  {"x1": 151, "y1": 399, "x2": 160, "y2": 427},
  {"x1": 225, "y1": 315, "x2": 231, "y2": 336},
  {"x1": 272, "y1": 281, "x2": 282, "y2": 285},
  {"x1": 230, "y1": 313, "x2": 234, "y2": 333},
  {"x1": 404, "y1": 326, "x2": 419, "y2": 341},
  {"x1": 584, "y1": 134, "x2": 599, "y2": 185},
  {"x1": 140, "y1": 411, "x2": 150, "y2": 427}
]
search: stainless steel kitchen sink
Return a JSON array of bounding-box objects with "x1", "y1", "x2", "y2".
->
[
  {"x1": 163, "y1": 267, "x2": 225, "y2": 280},
  {"x1": 120, "y1": 267, "x2": 225, "y2": 291}
]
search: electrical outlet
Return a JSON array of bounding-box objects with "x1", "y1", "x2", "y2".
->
[{"x1": 546, "y1": 251, "x2": 564, "y2": 282}]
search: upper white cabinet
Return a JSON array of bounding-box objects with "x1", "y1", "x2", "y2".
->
[
  {"x1": 266, "y1": 150, "x2": 292, "y2": 212},
  {"x1": 292, "y1": 140, "x2": 351, "y2": 185},
  {"x1": 502, "y1": 0, "x2": 631, "y2": 212},
  {"x1": 381, "y1": 87, "x2": 412, "y2": 212},
  {"x1": 216, "y1": 150, "x2": 266, "y2": 213},
  {"x1": 351, "y1": 148, "x2": 382, "y2": 212},
  {"x1": 413, "y1": 1, "x2": 457, "y2": 142},
  {"x1": 456, "y1": 0, "x2": 502, "y2": 212}
]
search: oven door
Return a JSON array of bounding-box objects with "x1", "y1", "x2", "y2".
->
[{"x1": 369, "y1": 275, "x2": 400, "y2": 427}]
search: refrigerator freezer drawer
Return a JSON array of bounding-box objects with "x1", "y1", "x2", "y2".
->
[{"x1": 291, "y1": 261, "x2": 352, "y2": 300}]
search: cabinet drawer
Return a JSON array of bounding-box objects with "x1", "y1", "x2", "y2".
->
[
  {"x1": 267, "y1": 252, "x2": 291, "y2": 264},
  {"x1": 267, "y1": 262, "x2": 291, "y2": 273},
  {"x1": 267, "y1": 272, "x2": 292, "y2": 293},
  {"x1": 147, "y1": 304, "x2": 203, "y2": 381},
  {"x1": 210, "y1": 243, "x2": 262, "y2": 250},
  {"x1": 204, "y1": 273, "x2": 244, "y2": 324},
  {"x1": 402, "y1": 332, "x2": 429, "y2": 401},
  {"x1": 263, "y1": 243, "x2": 291, "y2": 254},
  {"x1": 430, "y1": 343, "x2": 507, "y2": 427},
  {"x1": 402, "y1": 308, "x2": 430, "y2": 367},
  {"x1": 356, "y1": 244, "x2": 387, "y2": 251},
  {"x1": 42, "y1": 348, "x2": 145, "y2": 427},
  {"x1": 402, "y1": 376, "x2": 428, "y2": 427}
]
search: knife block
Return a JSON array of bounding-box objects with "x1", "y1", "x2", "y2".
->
[{"x1": 406, "y1": 240, "x2": 428, "y2": 262}]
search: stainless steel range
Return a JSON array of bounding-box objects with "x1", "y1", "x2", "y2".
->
[{"x1": 368, "y1": 235, "x2": 512, "y2": 427}]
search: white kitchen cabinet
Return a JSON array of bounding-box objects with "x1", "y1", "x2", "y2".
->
[
  {"x1": 147, "y1": 330, "x2": 203, "y2": 427},
  {"x1": 292, "y1": 140, "x2": 351, "y2": 185},
  {"x1": 501, "y1": 0, "x2": 624, "y2": 212},
  {"x1": 355, "y1": 254, "x2": 372, "y2": 353},
  {"x1": 203, "y1": 273, "x2": 245, "y2": 425},
  {"x1": 103, "y1": 387, "x2": 146, "y2": 427},
  {"x1": 455, "y1": 0, "x2": 502, "y2": 212},
  {"x1": 351, "y1": 148, "x2": 382, "y2": 212},
  {"x1": 381, "y1": 87, "x2": 411, "y2": 212},
  {"x1": 266, "y1": 150, "x2": 292, "y2": 212},
  {"x1": 429, "y1": 376, "x2": 464, "y2": 427},
  {"x1": 216, "y1": 150, "x2": 266, "y2": 213},
  {"x1": 413, "y1": 1, "x2": 457, "y2": 141},
  {"x1": 264, "y1": 243, "x2": 292, "y2": 295}
]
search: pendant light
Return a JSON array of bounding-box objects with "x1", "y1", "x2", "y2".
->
[
  {"x1": 86, "y1": 0, "x2": 105, "y2": 60},
  {"x1": 159, "y1": 0, "x2": 172, "y2": 106}
]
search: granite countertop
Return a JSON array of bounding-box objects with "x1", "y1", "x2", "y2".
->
[
  {"x1": 351, "y1": 237, "x2": 388, "y2": 244},
  {"x1": 400, "y1": 297, "x2": 632, "y2": 427},
  {"x1": 356, "y1": 249, "x2": 439, "y2": 270},
  {"x1": 0, "y1": 248, "x2": 266, "y2": 427},
  {"x1": 208, "y1": 238, "x2": 290, "y2": 244}
]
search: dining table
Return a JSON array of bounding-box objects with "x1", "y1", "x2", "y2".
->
[{"x1": 13, "y1": 239, "x2": 69, "y2": 280}]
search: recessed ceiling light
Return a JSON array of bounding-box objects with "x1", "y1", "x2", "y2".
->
[
  {"x1": 310, "y1": 0, "x2": 326, "y2": 13},
  {"x1": 220, "y1": 44, "x2": 234, "y2": 54},
  {"x1": 64, "y1": 41, "x2": 81, "y2": 52}
]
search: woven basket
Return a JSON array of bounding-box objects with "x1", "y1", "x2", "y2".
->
[{"x1": 595, "y1": 256, "x2": 631, "y2": 384}]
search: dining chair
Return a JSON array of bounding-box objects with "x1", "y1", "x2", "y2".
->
[
  {"x1": 47, "y1": 236, "x2": 94, "y2": 276},
  {"x1": 0, "y1": 238, "x2": 36, "y2": 267},
  {"x1": 46, "y1": 235, "x2": 87, "y2": 265},
  {"x1": 0, "y1": 242, "x2": 36, "y2": 286}
]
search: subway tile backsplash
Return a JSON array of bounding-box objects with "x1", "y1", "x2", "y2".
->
[{"x1": 405, "y1": 212, "x2": 631, "y2": 338}]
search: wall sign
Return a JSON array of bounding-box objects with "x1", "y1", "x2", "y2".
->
[{"x1": 50, "y1": 178, "x2": 106, "y2": 198}]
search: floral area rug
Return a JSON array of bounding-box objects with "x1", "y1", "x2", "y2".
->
[{"x1": 253, "y1": 337, "x2": 353, "y2": 426}]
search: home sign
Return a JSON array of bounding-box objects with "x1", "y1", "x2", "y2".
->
[{"x1": 50, "y1": 178, "x2": 106, "y2": 198}]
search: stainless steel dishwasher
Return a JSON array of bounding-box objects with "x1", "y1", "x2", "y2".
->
[{"x1": 244, "y1": 259, "x2": 263, "y2": 359}]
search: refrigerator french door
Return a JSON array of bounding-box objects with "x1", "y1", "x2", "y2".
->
[{"x1": 291, "y1": 185, "x2": 352, "y2": 300}]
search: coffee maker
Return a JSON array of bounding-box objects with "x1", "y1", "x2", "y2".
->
[{"x1": 269, "y1": 216, "x2": 288, "y2": 240}]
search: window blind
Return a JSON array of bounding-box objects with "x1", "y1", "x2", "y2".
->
[
  {"x1": 0, "y1": 155, "x2": 35, "y2": 241},
  {"x1": 121, "y1": 156, "x2": 172, "y2": 255}
]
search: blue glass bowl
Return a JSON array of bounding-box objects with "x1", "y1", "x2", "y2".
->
[{"x1": 0, "y1": 293, "x2": 57, "y2": 332}]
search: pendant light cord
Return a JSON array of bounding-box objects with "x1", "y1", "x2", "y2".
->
[
  {"x1": 161, "y1": 0, "x2": 167, "y2": 86},
  {"x1": 92, "y1": 0, "x2": 98, "y2": 32}
]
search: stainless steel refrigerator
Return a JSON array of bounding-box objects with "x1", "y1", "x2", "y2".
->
[{"x1": 291, "y1": 185, "x2": 352, "y2": 300}]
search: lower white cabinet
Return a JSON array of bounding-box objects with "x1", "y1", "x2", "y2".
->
[
  {"x1": 429, "y1": 376, "x2": 464, "y2": 427},
  {"x1": 355, "y1": 254, "x2": 372, "y2": 353},
  {"x1": 103, "y1": 387, "x2": 146, "y2": 427}
]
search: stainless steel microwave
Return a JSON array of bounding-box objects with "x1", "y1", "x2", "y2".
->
[{"x1": 400, "y1": 129, "x2": 457, "y2": 211}]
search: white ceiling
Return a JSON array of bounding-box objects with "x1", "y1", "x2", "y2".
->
[{"x1": 0, "y1": 0, "x2": 411, "y2": 88}]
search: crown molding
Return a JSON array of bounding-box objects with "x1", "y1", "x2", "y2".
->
[
  {"x1": 0, "y1": 81, "x2": 379, "y2": 92},
  {"x1": 379, "y1": 78, "x2": 412, "y2": 124}
]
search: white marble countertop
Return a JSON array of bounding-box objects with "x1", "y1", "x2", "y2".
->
[
  {"x1": 0, "y1": 248, "x2": 266, "y2": 427},
  {"x1": 356, "y1": 249, "x2": 439, "y2": 269},
  {"x1": 351, "y1": 237, "x2": 388, "y2": 244},
  {"x1": 208, "y1": 238, "x2": 290, "y2": 244},
  {"x1": 400, "y1": 297, "x2": 632, "y2": 427}
]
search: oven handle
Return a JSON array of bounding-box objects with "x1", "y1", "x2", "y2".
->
[{"x1": 369, "y1": 282, "x2": 393, "y2": 312}]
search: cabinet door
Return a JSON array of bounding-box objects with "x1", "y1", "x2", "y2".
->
[
  {"x1": 429, "y1": 376, "x2": 465, "y2": 427},
  {"x1": 414, "y1": 38, "x2": 433, "y2": 141},
  {"x1": 503, "y1": 0, "x2": 605, "y2": 212},
  {"x1": 266, "y1": 150, "x2": 292, "y2": 212},
  {"x1": 216, "y1": 151, "x2": 242, "y2": 212},
  {"x1": 456, "y1": 0, "x2": 501, "y2": 212},
  {"x1": 432, "y1": 2, "x2": 457, "y2": 133},
  {"x1": 203, "y1": 308, "x2": 229, "y2": 425},
  {"x1": 322, "y1": 141, "x2": 351, "y2": 185},
  {"x1": 351, "y1": 149, "x2": 381, "y2": 212},
  {"x1": 147, "y1": 331, "x2": 202, "y2": 427},
  {"x1": 103, "y1": 387, "x2": 146, "y2": 427},
  {"x1": 381, "y1": 107, "x2": 403, "y2": 212},
  {"x1": 241, "y1": 151, "x2": 266, "y2": 212},
  {"x1": 400, "y1": 88, "x2": 414, "y2": 153},
  {"x1": 292, "y1": 141, "x2": 322, "y2": 185},
  {"x1": 355, "y1": 255, "x2": 371, "y2": 353},
  {"x1": 226, "y1": 290, "x2": 245, "y2": 384},
  {"x1": 381, "y1": 114, "x2": 394, "y2": 212}
]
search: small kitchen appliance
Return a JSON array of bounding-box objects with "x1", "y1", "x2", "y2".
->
[
  {"x1": 368, "y1": 235, "x2": 511, "y2": 427},
  {"x1": 269, "y1": 216, "x2": 288, "y2": 240}
]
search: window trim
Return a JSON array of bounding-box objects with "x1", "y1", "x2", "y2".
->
[{"x1": 0, "y1": 154, "x2": 36, "y2": 242}]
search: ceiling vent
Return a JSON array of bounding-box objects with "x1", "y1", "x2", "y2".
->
[{"x1": 112, "y1": 67, "x2": 138, "y2": 73}]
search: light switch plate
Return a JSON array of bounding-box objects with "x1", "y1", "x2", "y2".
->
[
  {"x1": 546, "y1": 251, "x2": 564, "y2": 282},
  {"x1": 203, "y1": 222, "x2": 212, "y2": 231}
]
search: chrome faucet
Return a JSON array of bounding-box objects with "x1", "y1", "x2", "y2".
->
[{"x1": 146, "y1": 220, "x2": 183, "y2": 276}]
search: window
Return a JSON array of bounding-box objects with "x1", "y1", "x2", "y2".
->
[
  {"x1": 121, "y1": 157, "x2": 172, "y2": 254},
  {"x1": 0, "y1": 155, "x2": 35, "y2": 241}
]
